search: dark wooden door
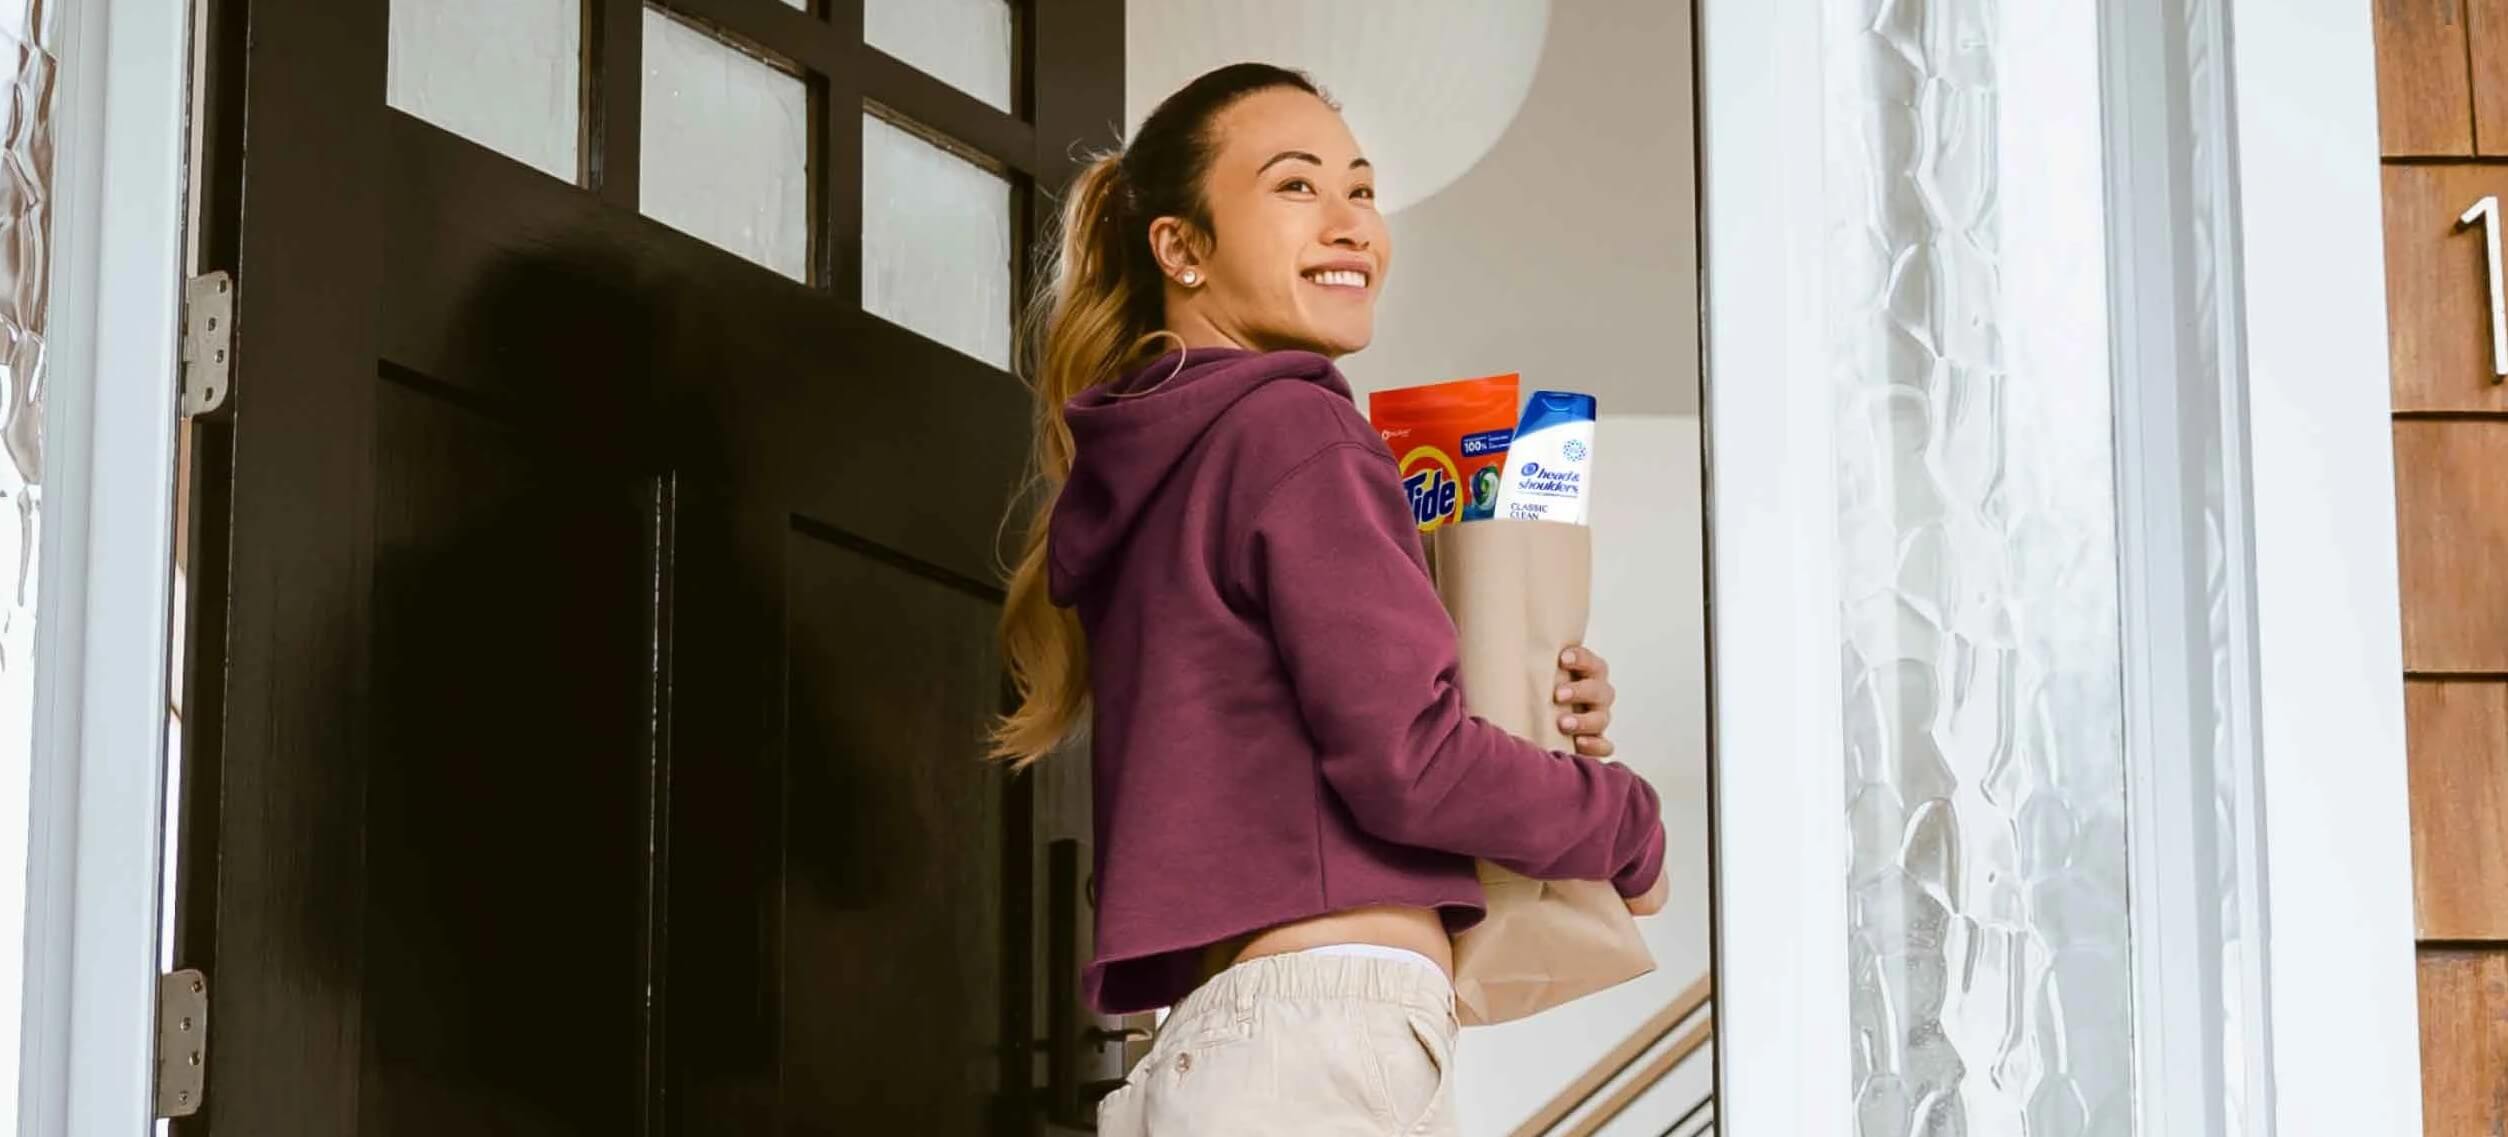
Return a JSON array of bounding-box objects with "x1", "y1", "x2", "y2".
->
[{"x1": 171, "y1": 2, "x2": 1122, "y2": 1133}]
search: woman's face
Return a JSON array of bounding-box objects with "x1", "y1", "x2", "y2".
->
[{"x1": 1152, "y1": 88, "x2": 1391, "y2": 358}]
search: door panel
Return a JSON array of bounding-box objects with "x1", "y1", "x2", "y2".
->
[
  {"x1": 177, "y1": 1, "x2": 1124, "y2": 1133},
  {"x1": 784, "y1": 529, "x2": 1011, "y2": 1130},
  {"x1": 2393, "y1": 421, "x2": 2508, "y2": 671},
  {"x1": 2404, "y1": 680, "x2": 2508, "y2": 939},
  {"x1": 364, "y1": 373, "x2": 654, "y2": 1132}
]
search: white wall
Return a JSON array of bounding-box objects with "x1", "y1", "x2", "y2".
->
[
  {"x1": 1129, "y1": 3, "x2": 1709, "y2": 1132},
  {"x1": 1369, "y1": 10, "x2": 1707, "y2": 1134}
]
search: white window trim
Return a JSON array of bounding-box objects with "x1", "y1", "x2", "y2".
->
[
  {"x1": 1696, "y1": 1, "x2": 1854, "y2": 1132},
  {"x1": 2100, "y1": 0, "x2": 2271, "y2": 1132},
  {"x1": 19, "y1": 0, "x2": 190, "y2": 1131},
  {"x1": 1702, "y1": 0, "x2": 2422, "y2": 1134},
  {"x1": 2219, "y1": 0, "x2": 2425, "y2": 1130}
]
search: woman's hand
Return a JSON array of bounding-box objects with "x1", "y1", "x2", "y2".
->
[
  {"x1": 1555, "y1": 646, "x2": 1617, "y2": 758},
  {"x1": 1558, "y1": 647, "x2": 1652, "y2": 912}
]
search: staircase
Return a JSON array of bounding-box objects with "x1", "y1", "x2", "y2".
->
[{"x1": 1509, "y1": 973, "x2": 1714, "y2": 1137}]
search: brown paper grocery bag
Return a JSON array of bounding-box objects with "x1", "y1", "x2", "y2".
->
[{"x1": 1427, "y1": 519, "x2": 1657, "y2": 1026}]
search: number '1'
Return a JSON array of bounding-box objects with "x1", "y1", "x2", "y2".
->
[{"x1": 2459, "y1": 194, "x2": 2508, "y2": 384}]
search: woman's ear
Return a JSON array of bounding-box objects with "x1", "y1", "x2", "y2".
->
[{"x1": 1147, "y1": 216, "x2": 1206, "y2": 286}]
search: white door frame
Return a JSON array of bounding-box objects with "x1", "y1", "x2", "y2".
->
[
  {"x1": 18, "y1": 0, "x2": 190, "y2": 1131},
  {"x1": 1695, "y1": 0, "x2": 1852, "y2": 1131},
  {"x1": 2219, "y1": 0, "x2": 2424, "y2": 1129},
  {"x1": 1698, "y1": 0, "x2": 2422, "y2": 1133},
  {"x1": 29, "y1": 0, "x2": 2430, "y2": 1132}
]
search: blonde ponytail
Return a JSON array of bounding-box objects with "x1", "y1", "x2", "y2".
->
[
  {"x1": 992, "y1": 155, "x2": 1142, "y2": 767},
  {"x1": 992, "y1": 64, "x2": 1330, "y2": 767}
]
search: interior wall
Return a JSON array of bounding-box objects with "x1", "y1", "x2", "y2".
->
[{"x1": 1128, "y1": 2, "x2": 1707, "y2": 1133}]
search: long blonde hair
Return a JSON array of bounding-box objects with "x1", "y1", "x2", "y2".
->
[{"x1": 991, "y1": 63, "x2": 1326, "y2": 767}]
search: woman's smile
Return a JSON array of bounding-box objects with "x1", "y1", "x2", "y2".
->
[{"x1": 1300, "y1": 258, "x2": 1374, "y2": 293}]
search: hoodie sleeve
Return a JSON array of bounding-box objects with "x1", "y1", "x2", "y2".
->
[{"x1": 1238, "y1": 439, "x2": 1665, "y2": 898}]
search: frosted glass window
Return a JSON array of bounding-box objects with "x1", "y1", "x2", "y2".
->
[
  {"x1": 863, "y1": 114, "x2": 1013, "y2": 368},
  {"x1": 0, "y1": 0, "x2": 54, "y2": 48},
  {"x1": 641, "y1": 9, "x2": 810, "y2": 282},
  {"x1": 867, "y1": 0, "x2": 1014, "y2": 112},
  {"x1": 1827, "y1": 1, "x2": 2136, "y2": 1134},
  {"x1": 0, "y1": 20, "x2": 52, "y2": 1129},
  {"x1": 387, "y1": 0, "x2": 580, "y2": 182}
]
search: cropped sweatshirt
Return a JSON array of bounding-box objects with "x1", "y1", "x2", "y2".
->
[{"x1": 1049, "y1": 348, "x2": 1666, "y2": 1014}]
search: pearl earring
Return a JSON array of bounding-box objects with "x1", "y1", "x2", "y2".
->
[{"x1": 1180, "y1": 269, "x2": 1201, "y2": 286}]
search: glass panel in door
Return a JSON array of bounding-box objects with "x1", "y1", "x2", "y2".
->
[{"x1": 1824, "y1": 1, "x2": 2137, "y2": 1132}]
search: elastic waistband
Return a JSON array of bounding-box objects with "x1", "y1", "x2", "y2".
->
[
  {"x1": 1169, "y1": 951, "x2": 1454, "y2": 1024},
  {"x1": 1296, "y1": 943, "x2": 1445, "y2": 972}
]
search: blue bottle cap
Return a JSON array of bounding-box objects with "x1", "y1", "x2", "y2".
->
[{"x1": 1515, "y1": 390, "x2": 1597, "y2": 436}]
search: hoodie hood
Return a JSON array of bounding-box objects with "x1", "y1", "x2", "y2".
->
[{"x1": 1049, "y1": 348, "x2": 1351, "y2": 604}]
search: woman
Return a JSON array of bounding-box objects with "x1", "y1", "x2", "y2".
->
[{"x1": 995, "y1": 63, "x2": 1669, "y2": 1134}]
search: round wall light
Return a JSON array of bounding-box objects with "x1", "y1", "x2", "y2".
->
[{"x1": 1126, "y1": 0, "x2": 1553, "y2": 216}]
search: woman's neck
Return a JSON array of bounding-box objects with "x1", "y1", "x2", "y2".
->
[
  {"x1": 1161, "y1": 306, "x2": 1260, "y2": 354},
  {"x1": 1158, "y1": 301, "x2": 1343, "y2": 360}
]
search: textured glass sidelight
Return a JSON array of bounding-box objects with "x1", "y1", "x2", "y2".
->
[
  {"x1": 866, "y1": 0, "x2": 1015, "y2": 112},
  {"x1": 0, "y1": 0, "x2": 37, "y2": 45},
  {"x1": 0, "y1": 9, "x2": 53, "y2": 1126},
  {"x1": 862, "y1": 113, "x2": 1013, "y2": 368},
  {"x1": 1826, "y1": 2, "x2": 2136, "y2": 1135},
  {"x1": 386, "y1": 0, "x2": 580, "y2": 181},
  {"x1": 641, "y1": 8, "x2": 810, "y2": 282}
]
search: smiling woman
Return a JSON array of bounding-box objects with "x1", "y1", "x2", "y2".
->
[
  {"x1": 997, "y1": 61, "x2": 1670, "y2": 1135},
  {"x1": 1146, "y1": 91, "x2": 1390, "y2": 357}
]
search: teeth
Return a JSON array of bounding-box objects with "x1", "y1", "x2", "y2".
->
[{"x1": 1306, "y1": 269, "x2": 1368, "y2": 289}]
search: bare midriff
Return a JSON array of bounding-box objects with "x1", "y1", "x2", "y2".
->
[{"x1": 1194, "y1": 904, "x2": 1456, "y2": 986}]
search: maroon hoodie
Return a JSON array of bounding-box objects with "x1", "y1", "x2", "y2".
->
[{"x1": 1051, "y1": 348, "x2": 1665, "y2": 1014}]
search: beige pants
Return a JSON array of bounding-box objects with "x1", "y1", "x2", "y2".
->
[{"x1": 1094, "y1": 953, "x2": 1462, "y2": 1136}]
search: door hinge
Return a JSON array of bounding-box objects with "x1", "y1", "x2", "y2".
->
[
  {"x1": 155, "y1": 968, "x2": 208, "y2": 1119},
  {"x1": 180, "y1": 271, "x2": 233, "y2": 418}
]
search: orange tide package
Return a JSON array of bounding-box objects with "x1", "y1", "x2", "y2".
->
[{"x1": 1367, "y1": 374, "x2": 1521, "y2": 533}]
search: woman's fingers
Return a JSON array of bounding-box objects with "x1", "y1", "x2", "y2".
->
[
  {"x1": 1570, "y1": 731, "x2": 1616, "y2": 758},
  {"x1": 1559, "y1": 703, "x2": 1612, "y2": 736},
  {"x1": 1555, "y1": 676, "x2": 1616, "y2": 711},
  {"x1": 1559, "y1": 647, "x2": 1617, "y2": 755},
  {"x1": 1560, "y1": 646, "x2": 1611, "y2": 681}
]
